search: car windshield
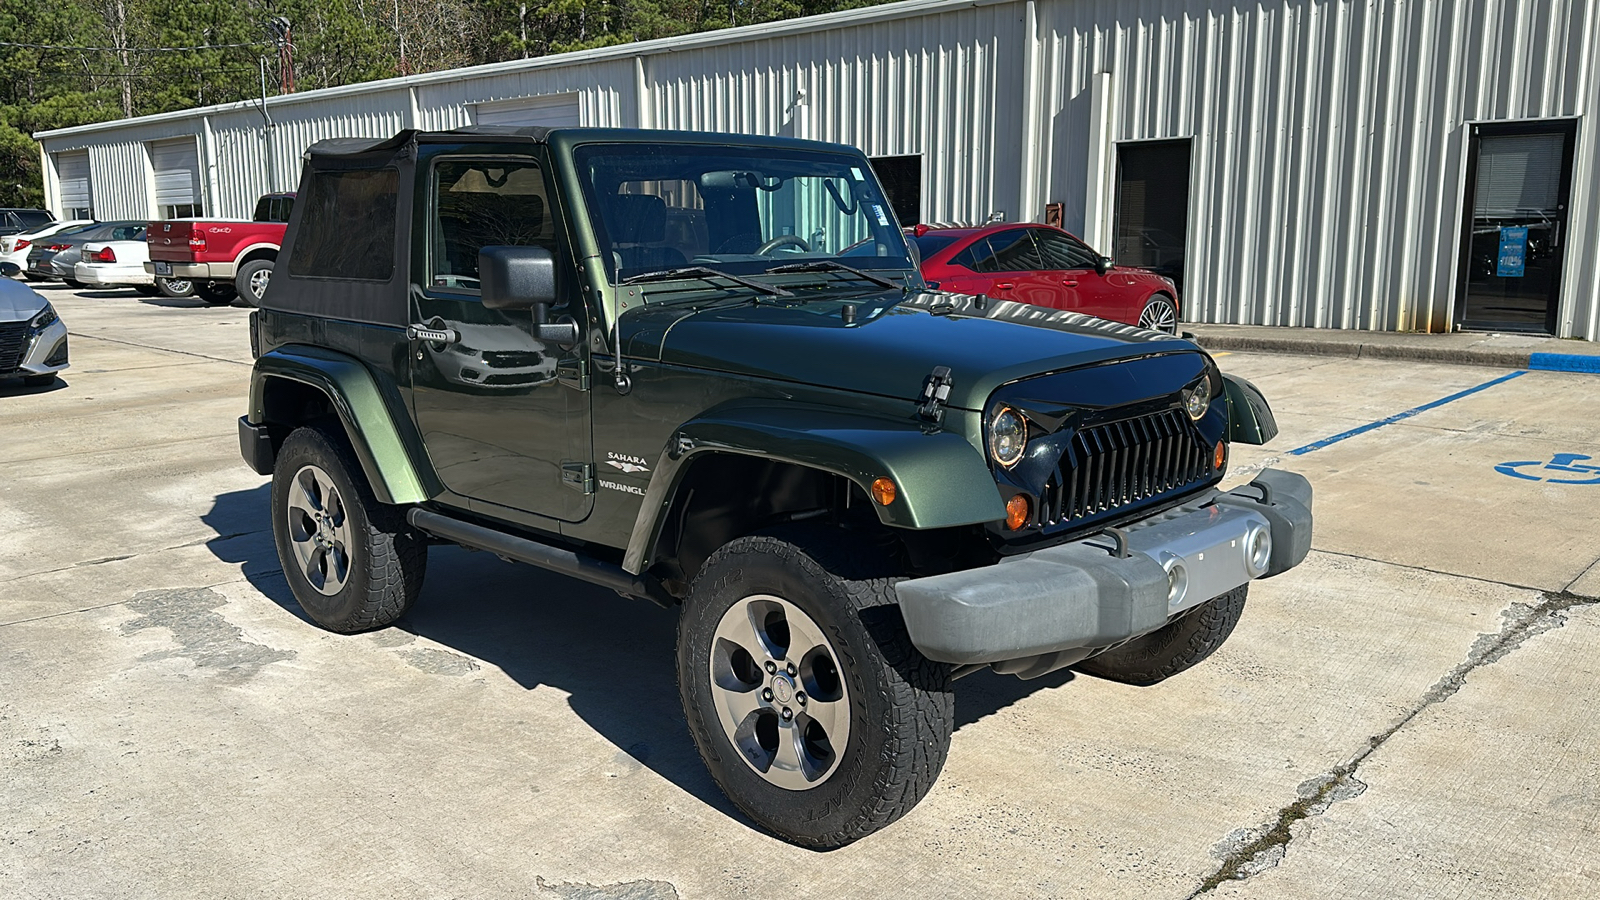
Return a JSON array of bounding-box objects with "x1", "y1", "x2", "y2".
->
[{"x1": 574, "y1": 143, "x2": 915, "y2": 287}]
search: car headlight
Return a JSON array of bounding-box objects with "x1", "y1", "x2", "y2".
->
[
  {"x1": 988, "y1": 405, "x2": 1028, "y2": 468},
  {"x1": 1182, "y1": 365, "x2": 1220, "y2": 421},
  {"x1": 30, "y1": 303, "x2": 58, "y2": 330}
]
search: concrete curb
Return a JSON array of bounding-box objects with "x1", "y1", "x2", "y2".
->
[{"x1": 1189, "y1": 333, "x2": 1534, "y2": 369}]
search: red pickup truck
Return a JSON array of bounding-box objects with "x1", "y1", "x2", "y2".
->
[{"x1": 146, "y1": 193, "x2": 293, "y2": 305}]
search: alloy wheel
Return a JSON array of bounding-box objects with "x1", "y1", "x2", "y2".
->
[
  {"x1": 709, "y1": 594, "x2": 851, "y2": 790},
  {"x1": 284, "y1": 464, "x2": 353, "y2": 596},
  {"x1": 248, "y1": 268, "x2": 271, "y2": 300},
  {"x1": 1139, "y1": 297, "x2": 1178, "y2": 333}
]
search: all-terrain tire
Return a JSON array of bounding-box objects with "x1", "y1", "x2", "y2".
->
[
  {"x1": 271, "y1": 425, "x2": 428, "y2": 633},
  {"x1": 678, "y1": 525, "x2": 954, "y2": 849},
  {"x1": 1076, "y1": 584, "x2": 1248, "y2": 686}
]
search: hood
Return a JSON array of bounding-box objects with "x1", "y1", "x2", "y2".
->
[
  {"x1": 624, "y1": 290, "x2": 1204, "y2": 410},
  {"x1": 0, "y1": 278, "x2": 48, "y2": 323}
]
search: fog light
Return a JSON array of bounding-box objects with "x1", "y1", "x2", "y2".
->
[
  {"x1": 1244, "y1": 524, "x2": 1272, "y2": 577},
  {"x1": 871, "y1": 477, "x2": 897, "y2": 506},
  {"x1": 1004, "y1": 494, "x2": 1030, "y2": 531},
  {"x1": 1162, "y1": 553, "x2": 1188, "y2": 607}
]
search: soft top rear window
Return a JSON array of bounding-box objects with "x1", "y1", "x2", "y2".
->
[{"x1": 287, "y1": 169, "x2": 397, "y2": 281}]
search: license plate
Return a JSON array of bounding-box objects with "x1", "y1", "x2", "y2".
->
[{"x1": 154, "y1": 261, "x2": 172, "y2": 275}]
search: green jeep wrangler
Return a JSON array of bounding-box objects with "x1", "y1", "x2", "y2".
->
[{"x1": 240, "y1": 126, "x2": 1312, "y2": 848}]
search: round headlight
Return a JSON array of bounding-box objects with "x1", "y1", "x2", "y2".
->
[
  {"x1": 1183, "y1": 376, "x2": 1213, "y2": 421},
  {"x1": 988, "y1": 406, "x2": 1028, "y2": 468}
]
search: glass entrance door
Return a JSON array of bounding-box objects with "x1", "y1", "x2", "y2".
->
[{"x1": 1458, "y1": 122, "x2": 1576, "y2": 333}]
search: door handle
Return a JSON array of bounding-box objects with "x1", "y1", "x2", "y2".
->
[
  {"x1": 1062, "y1": 279, "x2": 1078, "y2": 287},
  {"x1": 407, "y1": 323, "x2": 459, "y2": 344},
  {"x1": 995, "y1": 282, "x2": 1015, "y2": 290}
]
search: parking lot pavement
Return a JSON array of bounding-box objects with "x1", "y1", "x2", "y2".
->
[{"x1": 3, "y1": 285, "x2": 1598, "y2": 898}]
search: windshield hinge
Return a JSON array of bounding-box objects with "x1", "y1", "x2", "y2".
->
[{"x1": 916, "y1": 366, "x2": 954, "y2": 433}]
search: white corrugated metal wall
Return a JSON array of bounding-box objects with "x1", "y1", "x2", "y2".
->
[{"x1": 34, "y1": 0, "x2": 1599, "y2": 337}]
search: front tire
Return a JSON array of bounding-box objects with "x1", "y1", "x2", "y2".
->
[
  {"x1": 271, "y1": 426, "x2": 428, "y2": 633},
  {"x1": 678, "y1": 527, "x2": 954, "y2": 848},
  {"x1": 196, "y1": 281, "x2": 236, "y2": 306},
  {"x1": 1076, "y1": 585, "x2": 1247, "y2": 686},
  {"x1": 1137, "y1": 293, "x2": 1179, "y2": 334}
]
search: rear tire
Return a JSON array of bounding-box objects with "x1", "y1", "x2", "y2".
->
[
  {"x1": 235, "y1": 259, "x2": 273, "y2": 306},
  {"x1": 156, "y1": 277, "x2": 195, "y2": 298},
  {"x1": 196, "y1": 281, "x2": 236, "y2": 306},
  {"x1": 271, "y1": 426, "x2": 428, "y2": 633},
  {"x1": 678, "y1": 525, "x2": 954, "y2": 848},
  {"x1": 1076, "y1": 585, "x2": 1248, "y2": 686}
]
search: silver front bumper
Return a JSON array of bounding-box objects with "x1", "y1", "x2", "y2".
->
[{"x1": 895, "y1": 469, "x2": 1313, "y2": 667}]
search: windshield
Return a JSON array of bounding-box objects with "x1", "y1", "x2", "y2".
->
[{"x1": 574, "y1": 143, "x2": 915, "y2": 285}]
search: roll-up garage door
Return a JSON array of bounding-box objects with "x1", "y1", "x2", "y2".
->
[
  {"x1": 148, "y1": 138, "x2": 202, "y2": 217},
  {"x1": 56, "y1": 151, "x2": 92, "y2": 219},
  {"x1": 474, "y1": 93, "x2": 582, "y2": 128}
]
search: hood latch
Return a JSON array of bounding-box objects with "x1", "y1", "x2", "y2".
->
[{"x1": 917, "y1": 366, "x2": 954, "y2": 433}]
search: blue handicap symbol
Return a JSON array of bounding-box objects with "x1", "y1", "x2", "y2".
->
[{"x1": 1495, "y1": 453, "x2": 1600, "y2": 484}]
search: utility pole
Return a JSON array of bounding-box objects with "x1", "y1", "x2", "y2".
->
[{"x1": 269, "y1": 17, "x2": 294, "y2": 93}]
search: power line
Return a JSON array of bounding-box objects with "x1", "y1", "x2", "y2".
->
[{"x1": 0, "y1": 40, "x2": 272, "y2": 53}]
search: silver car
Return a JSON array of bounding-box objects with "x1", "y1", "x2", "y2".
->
[{"x1": 0, "y1": 264, "x2": 70, "y2": 387}]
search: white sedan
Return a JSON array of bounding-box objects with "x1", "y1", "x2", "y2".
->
[
  {"x1": 0, "y1": 220, "x2": 93, "y2": 271},
  {"x1": 74, "y1": 228, "x2": 159, "y2": 293}
]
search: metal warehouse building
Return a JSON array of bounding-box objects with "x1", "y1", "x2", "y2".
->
[{"x1": 34, "y1": 0, "x2": 1600, "y2": 338}]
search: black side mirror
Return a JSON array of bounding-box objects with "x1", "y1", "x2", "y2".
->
[
  {"x1": 1095, "y1": 255, "x2": 1114, "y2": 276},
  {"x1": 478, "y1": 245, "x2": 578, "y2": 344},
  {"x1": 0, "y1": 262, "x2": 20, "y2": 279}
]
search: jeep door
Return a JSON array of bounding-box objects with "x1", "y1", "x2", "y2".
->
[{"x1": 408, "y1": 148, "x2": 594, "y2": 523}]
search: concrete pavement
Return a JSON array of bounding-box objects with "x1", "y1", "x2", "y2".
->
[{"x1": 2, "y1": 284, "x2": 1598, "y2": 898}]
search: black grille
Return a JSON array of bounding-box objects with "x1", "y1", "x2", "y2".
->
[
  {"x1": 1041, "y1": 408, "x2": 1212, "y2": 527},
  {"x1": 0, "y1": 321, "x2": 30, "y2": 373}
]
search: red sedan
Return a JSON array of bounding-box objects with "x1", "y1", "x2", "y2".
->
[{"x1": 908, "y1": 223, "x2": 1181, "y2": 333}]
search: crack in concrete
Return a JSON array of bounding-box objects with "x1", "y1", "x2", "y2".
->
[
  {"x1": 0, "y1": 529, "x2": 268, "y2": 587},
  {"x1": 1189, "y1": 590, "x2": 1600, "y2": 896},
  {"x1": 67, "y1": 331, "x2": 251, "y2": 367}
]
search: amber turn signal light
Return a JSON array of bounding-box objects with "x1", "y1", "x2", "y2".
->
[
  {"x1": 1005, "y1": 494, "x2": 1030, "y2": 531},
  {"x1": 871, "y1": 477, "x2": 897, "y2": 506},
  {"x1": 1214, "y1": 441, "x2": 1227, "y2": 471}
]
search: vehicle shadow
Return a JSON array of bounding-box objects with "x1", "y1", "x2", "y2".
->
[
  {"x1": 135, "y1": 296, "x2": 212, "y2": 309},
  {"x1": 201, "y1": 484, "x2": 1081, "y2": 823},
  {"x1": 0, "y1": 374, "x2": 69, "y2": 395}
]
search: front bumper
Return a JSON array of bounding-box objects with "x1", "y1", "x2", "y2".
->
[
  {"x1": 1, "y1": 316, "x2": 69, "y2": 377},
  {"x1": 896, "y1": 468, "x2": 1312, "y2": 669},
  {"x1": 145, "y1": 261, "x2": 232, "y2": 279}
]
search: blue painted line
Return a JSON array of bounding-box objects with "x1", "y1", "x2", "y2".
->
[
  {"x1": 1288, "y1": 370, "x2": 1527, "y2": 456},
  {"x1": 1529, "y1": 352, "x2": 1600, "y2": 374}
]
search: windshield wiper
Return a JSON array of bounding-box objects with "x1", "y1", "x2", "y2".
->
[
  {"x1": 621, "y1": 265, "x2": 792, "y2": 297},
  {"x1": 764, "y1": 260, "x2": 901, "y2": 290}
]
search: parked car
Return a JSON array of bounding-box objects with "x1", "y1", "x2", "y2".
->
[
  {"x1": 1, "y1": 220, "x2": 94, "y2": 272},
  {"x1": 239, "y1": 126, "x2": 1310, "y2": 849},
  {"x1": 76, "y1": 228, "x2": 160, "y2": 294},
  {"x1": 26, "y1": 221, "x2": 145, "y2": 286},
  {"x1": 0, "y1": 209, "x2": 55, "y2": 237},
  {"x1": 0, "y1": 263, "x2": 70, "y2": 387},
  {"x1": 907, "y1": 223, "x2": 1182, "y2": 333},
  {"x1": 146, "y1": 191, "x2": 294, "y2": 306}
]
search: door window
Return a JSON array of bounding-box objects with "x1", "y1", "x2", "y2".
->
[
  {"x1": 430, "y1": 159, "x2": 556, "y2": 291},
  {"x1": 1032, "y1": 229, "x2": 1100, "y2": 270},
  {"x1": 963, "y1": 230, "x2": 1043, "y2": 273}
]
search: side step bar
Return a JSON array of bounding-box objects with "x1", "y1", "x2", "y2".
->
[{"x1": 407, "y1": 508, "x2": 674, "y2": 608}]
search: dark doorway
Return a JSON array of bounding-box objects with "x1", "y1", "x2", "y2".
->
[
  {"x1": 1115, "y1": 140, "x2": 1191, "y2": 291},
  {"x1": 870, "y1": 155, "x2": 922, "y2": 226},
  {"x1": 1456, "y1": 120, "x2": 1576, "y2": 333}
]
